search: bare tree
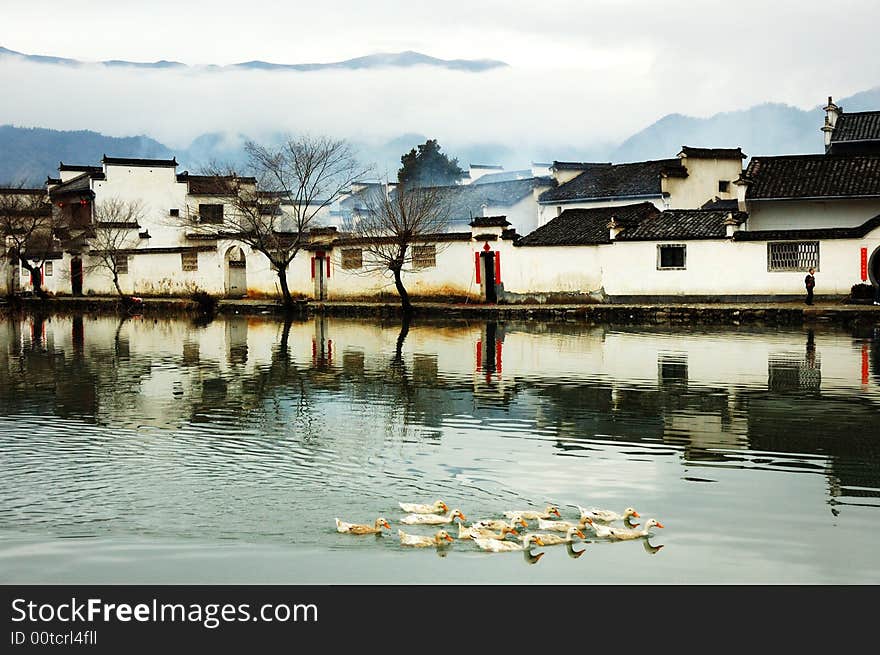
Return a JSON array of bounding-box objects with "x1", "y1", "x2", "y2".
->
[
  {"x1": 352, "y1": 183, "x2": 452, "y2": 314},
  {"x1": 85, "y1": 198, "x2": 144, "y2": 296},
  {"x1": 0, "y1": 185, "x2": 55, "y2": 298},
  {"x1": 185, "y1": 135, "x2": 369, "y2": 309}
]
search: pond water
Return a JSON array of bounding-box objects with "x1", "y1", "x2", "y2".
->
[{"x1": 1, "y1": 312, "x2": 879, "y2": 583}]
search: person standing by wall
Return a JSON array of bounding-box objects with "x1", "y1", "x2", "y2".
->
[{"x1": 804, "y1": 268, "x2": 816, "y2": 305}]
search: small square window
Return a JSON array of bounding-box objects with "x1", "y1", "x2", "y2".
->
[
  {"x1": 718, "y1": 180, "x2": 730, "y2": 193},
  {"x1": 169, "y1": 208, "x2": 180, "y2": 217},
  {"x1": 341, "y1": 248, "x2": 363, "y2": 270},
  {"x1": 115, "y1": 255, "x2": 129, "y2": 275},
  {"x1": 199, "y1": 204, "x2": 223, "y2": 224},
  {"x1": 181, "y1": 251, "x2": 199, "y2": 272},
  {"x1": 44, "y1": 261, "x2": 53, "y2": 277},
  {"x1": 412, "y1": 245, "x2": 436, "y2": 269},
  {"x1": 657, "y1": 244, "x2": 686, "y2": 270}
]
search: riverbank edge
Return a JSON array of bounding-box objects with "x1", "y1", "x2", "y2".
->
[{"x1": 3, "y1": 295, "x2": 880, "y2": 326}]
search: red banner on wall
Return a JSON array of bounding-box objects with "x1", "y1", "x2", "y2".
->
[{"x1": 861, "y1": 247, "x2": 868, "y2": 281}]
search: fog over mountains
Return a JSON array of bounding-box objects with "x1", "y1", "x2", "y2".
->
[
  {"x1": 0, "y1": 45, "x2": 877, "y2": 184},
  {"x1": 0, "y1": 46, "x2": 508, "y2": 73}
]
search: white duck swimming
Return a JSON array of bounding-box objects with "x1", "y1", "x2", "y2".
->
[
  {"x1": 470, "y1": 515, "x2": 529, "y2": 531},
  {"x1": 503, "y1": 505, "x2": 561, "y2": 520},
  {"x1": 473, "y1": 533, "x2": 545, "y2": 553},
  {"x1": 398, "y1": 529, "x2": 455, "y2": 548},
  {"x1": 536, "y1": 517, "x2": 589, "y2": 532},
  {"x1": 586, "y1": 517, "x2": 663, "y2": 540},
  {"x1": 400, "y1": 509, "x2": 467, "y2": 525},
  {"x1": 525, "y1": 526, "x2": 586, "y2": 546},
  {"x1": 335, "y1": 517, "x2": 391, "y2": 534},
  {"x1": 398, "y1": 500, "x2": 449, "y2": 515},
  {"x1": 458, "y1": 523, "x2": 519, "y2": 540},
  {"x1": 577, "y1": 505, "x2": 640, "y2": 523}
]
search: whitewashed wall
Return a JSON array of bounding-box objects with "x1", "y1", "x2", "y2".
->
[
  {"x1": 94, "y1": 164, "x2": 188, "y2": 247},
  {"x1": 663, "y1": 157, "x2": 743, "y2": 209},
  {"x1": 326, "y1": 240, "x2": 480, "y2": 300},
  {"x1": 600, "y1": 232, "x2": 880, "y2": 297},
  {"x1": 497, "y1": 195, "x2": 541, "y2": 236},
  {"x1": 745, "y1": 198, "x2": 880, "y2": 231},
  {"x1": 501, "y1": 244, "x2": 605, "y2": 298}
]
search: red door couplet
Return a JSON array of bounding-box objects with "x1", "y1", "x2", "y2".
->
[{"x1": 861, "y1": 247, "x2": 868, "y2": 282}]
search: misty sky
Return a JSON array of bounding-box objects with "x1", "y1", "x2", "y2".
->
[{"x1": 2, "y1": 0, "x2": 879, "y2": 156}]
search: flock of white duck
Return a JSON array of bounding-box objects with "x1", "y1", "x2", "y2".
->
[{"x1": 335, "y1": 500, "x2": 664, "y2": 559}]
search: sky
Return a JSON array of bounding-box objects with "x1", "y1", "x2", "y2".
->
[{"x1": 2, "y1": 0, "x2": 879, "y2": 155}]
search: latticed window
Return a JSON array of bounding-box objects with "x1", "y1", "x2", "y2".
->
[
  {"x1": 341, "y1": 248, "x2": 363, "y2": 270},
  {"x1": 44, "y1": 261, "x2": 53, "y2": 277},
  {"x1": 767, "y1": 241, "x2": 819, "y2": 271},
  {"x1": 412, "y1": 245, "x2": 436, "y2": 269},
  {"x1": 657, "y1": 244, "x2": 686, "y2": 270},
  {"x1": 198, "y1": 203, "x2": 223, "y2": 224},
  {"x1": 181, "y1": 251, "x2": 199, "y2": 271},
  {"x1": 115, "y1": 255, "x2": 129, "y2": 274}
]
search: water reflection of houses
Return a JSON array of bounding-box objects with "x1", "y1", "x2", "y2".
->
[{"x1": 1, "y1": 315, "x2": 879, "y2": 508}]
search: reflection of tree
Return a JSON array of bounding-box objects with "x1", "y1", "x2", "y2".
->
[{"x1": 4, "y1": 314, "x2": 880, "y2": 514}]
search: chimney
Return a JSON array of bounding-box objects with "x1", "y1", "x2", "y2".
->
[
  {"x1": 723, "y1": 212, "x2": 740, "y2": 238},
  {"x1": 607, "y1": 216, "x2": 623, "y2": 241},
  {"x1": 822, "y1": 96, "x2": 841, "y2": 149}
]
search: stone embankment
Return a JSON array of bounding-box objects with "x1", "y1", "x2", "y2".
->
[{"x1": 3, "y1": 295, "x2": 880, "y2": 326}]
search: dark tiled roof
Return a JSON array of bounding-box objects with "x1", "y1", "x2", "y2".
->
[
  {"x1": 49, "y1": 173, "x2": 95, "y2": 195},
  {"x1": 46, "y1": 177, "x2": 62, "y2": 185},
  {"x1": 679, "y1": 146, "x2": 746, "y2": 159},
  {"x1": 471, "y1": 169, "x2": 535, "y2": 185},
  {"x1": 426, "y1": 178, "x2": 548, "y2": 223},
  {"x1": 516, "y1": 202, "x2": 658, "y2": 247},
  {"x1": 700, "y1": 197, "x2": 739, "y2": 211},
  {"x1": 551, "y1": 161, "x2": 611, "y2": 171},
  {"x1": 59, "y1": 163, "x2": 102, "y2": 173},
  {"x1": 469, "y1": 216, "x2": 510, "y2": 228},
  {"x1": 733, "y1": 214, "x2": 880, "y2": 241},
  {"x1": 96, "y1": 221, "x2": 140, "y2": 229},
  {"x1": 470, "y1": 164, "x2": 504, "y2": 170},
  {"x1": 102, "y1": 155, "x2": 178, "y2": 167},
  {"x1": 178, "y1": 173, "x2": 257, "y2": 194},
  {"x1": 742, "y1": 154, "x2": 880, "y2": 199},
  {"x1": 540, "y1": 159, "x2": 685, "y2": 203},
  {"x1": 832, "y1": 111, "x2": 880, "y2": 142},
  {"x1": 618, "y1": 209, "x2": 747, "y2": 241}
]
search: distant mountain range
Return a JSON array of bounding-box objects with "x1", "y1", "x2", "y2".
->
[
  {"x1": 612, "y1": 87, "x2": 880, "y2": 161},
  {"x1": 1, "y1": 85, "x2": 878, "y2": 185},
  {"x1": 0, "y1": 46, "x2": 508, "y2": 73}
]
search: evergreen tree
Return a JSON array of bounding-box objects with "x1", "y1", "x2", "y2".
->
[{"x1": 397, "y1": 139, "x2": 465, "y2": 188}]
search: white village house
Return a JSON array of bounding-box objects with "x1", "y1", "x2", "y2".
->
[{"x1": 3, "y1": 95, "x2": 879, "y2": 303}]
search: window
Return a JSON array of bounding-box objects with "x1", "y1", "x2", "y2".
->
[
  {"x1": 181, "y1": 251, "x2": 199, "y2": 272},
  {"x1": 412, "y1": 245, "x2": 436, "y2": 269},
  {"x1": 169, "y1": 208, "x2": 180, "y2": 217},
  {"x1": 718, "y1": 180, "x2": 730, "y2": 193},
  {"x1": 341, "y1": 248, "x2": 363, "y2": 270},
  {"x1": 198, "y1": 203, "x2": 223, "y2": 224},
  {"x1": 657, "y1": 244, "x2": 686, "y2": 270},
  {"x1": 768, "y1": 241, "x2": 819, "y2": 272},
  {"x1": 44, "y1": 261, "x2": 53, "y2": 277},
  {"x1": 115, "y1": 255, "x2": 129, "y2": 275},
  {"x1": 556, "y1": 206, "x2": 563, "y2": 216}
]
